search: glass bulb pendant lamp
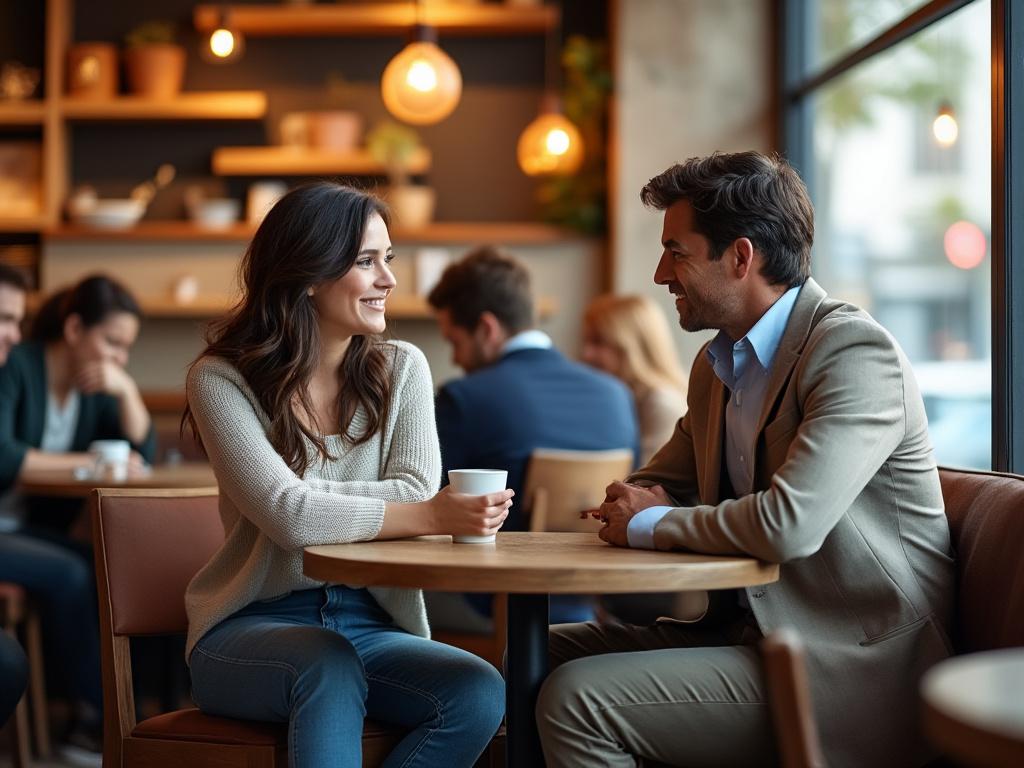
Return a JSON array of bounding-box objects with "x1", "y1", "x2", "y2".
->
[
  {"x1": 518, "y1": 94, "x2": 584, "y2": 176},
  {"x1": 204, "y1": 9, "x2": 244, "y2": 63},
  {"x1": 381, "y1": 25, "x2": 462, "y2": 125}
]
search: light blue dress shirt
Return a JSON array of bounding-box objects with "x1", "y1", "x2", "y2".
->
[
  {"x1": 501, "y1": 329, "x2": 553, "y2": 355},
  {"x1": 626, "y1": 285, "x2": 801, "y2": 548}
]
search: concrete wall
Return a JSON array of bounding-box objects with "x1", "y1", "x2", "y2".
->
[{"x1": 611, "y1": 0, "x2": 774, "y2": 369}]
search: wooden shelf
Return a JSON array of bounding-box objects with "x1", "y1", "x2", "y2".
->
[
  {"x1": 211, "y1": 146, "x2": 431, "y2": 176},
  {"x1": 0, "y1": 215, "x2": 49, "y2": 232},
  {"x1": 45, "y1": 222, "x2": 254, "y2": 241},
  {"x1": 44, "y1": 220, "x2": 585, "y2": 245},
  {"x1": 28, "y1": 290, "x2": 555, "y2": 321},
  {"x1": 194, "y1": 3, "x2": 557, "y2": 37},
  {"x1": 0, "y1": 101, "x2": 46, "y2": 125},
  {"x1": 60, "y1": 92, "x2": 267, "y2": 121}
]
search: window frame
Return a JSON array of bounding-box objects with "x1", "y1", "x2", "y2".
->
[{"x1": 778, "y1": 0, "x2": 1023, "y2": 472}]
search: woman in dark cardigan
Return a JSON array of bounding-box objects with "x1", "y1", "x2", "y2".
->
[{"x1": 0, "y1": 275, "x2": 155, "y2": 512}]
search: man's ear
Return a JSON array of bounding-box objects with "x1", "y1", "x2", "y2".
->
[
  {"x1": 732, "y1": 237, "x2": 756, "y2": 279},
  {"x1": 476, "y1": 311, "x2": 508, "y2": 346}
]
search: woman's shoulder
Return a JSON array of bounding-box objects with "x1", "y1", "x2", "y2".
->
[
  {"x1": 639, "y1": 384, "x2": 687, "y2": 419},
  {"x1": 186, "y1": 355, "x2": 254, "y2": 401},
  {"x1": 379, "y1": 339, "x2": 430, "y2": 376}
]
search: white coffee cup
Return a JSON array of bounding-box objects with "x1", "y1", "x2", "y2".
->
[
  {"x1": 448, "y1": 469, "x2": 509, "y2": 544},
  {"x1": 88, "y1": 439, "x2": 131, "y2": 481}
]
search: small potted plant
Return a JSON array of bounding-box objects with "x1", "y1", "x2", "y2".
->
[
  {"x1": 123, "y1": 20, "x2": 185, "y2": 98},
  {"x1": 366, "y1": 120, "x2": 435, "y2": 229},
  {"x1": 309, "y1": 72, "x2": 363, "y2": 152}
]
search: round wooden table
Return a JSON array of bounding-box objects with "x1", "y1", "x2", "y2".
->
[
  {"x1": 922, "y1": 648, "x2": 1024, "y2": 767},
  {"x1": 305, "y1": 531, "x2": 780, "y2": 768},
  {"x1": 17, "y1": 462, "x2": 217, "y2": 498}
]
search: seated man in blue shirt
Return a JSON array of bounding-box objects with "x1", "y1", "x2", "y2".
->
[{"x1": 425, "y1": 246, "x2": 639, "y2": 628}]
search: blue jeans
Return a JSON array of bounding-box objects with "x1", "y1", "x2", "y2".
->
[
  {"x1": 0, "y1": 533, "x2": 102, "y2": 716},
  {"x1": 189, "y1": 586, "x2": 505, "y2": 768}
]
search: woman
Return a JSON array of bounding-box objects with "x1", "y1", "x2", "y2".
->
[
  {"x1": 582, "y1": 294, "x2": 688, "y2": 464},
  {"x1": 582, "y1": 295, "x2": 704, "y2": 625},
  {"x1": 182, "y1": 183, "x2": 508, "y2": 767},
  {"x1": 0, "y1": 274, "x2": 155, "y2": 498}
]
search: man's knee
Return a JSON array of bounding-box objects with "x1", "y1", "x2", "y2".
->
[{"x1": 536, "y1": 657, "x2": 597, "y2": 731}]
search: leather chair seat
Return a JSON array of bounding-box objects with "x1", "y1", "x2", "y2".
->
[{"x1": 132, "y1": 708, "x2": 398, "y2": 746}]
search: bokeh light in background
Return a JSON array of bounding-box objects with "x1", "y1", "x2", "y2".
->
[
  {"x1": 932, "y1": 103, "x2": 959, "y2": 147},
  {"x1": 517, "y1": 111, "x2": 584, "y2": 176},
  {"x1": 944, "y1": 220, "x2": 987, "y2": 269}
]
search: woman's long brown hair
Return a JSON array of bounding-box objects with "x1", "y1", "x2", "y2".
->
[{"x1": 182, "y1": 182, "x2": 394, "y2": 476}]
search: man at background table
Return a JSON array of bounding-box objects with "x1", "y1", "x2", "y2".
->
[
  {"x1": 0, "y1": 264, "x2": 105, "y2": 757},
  {"x1": 536, "y1": 151, "x2": 954, "y2": 768},
  {"x1": 426, "y1": 246, "x2": 639, "y2": 629}
]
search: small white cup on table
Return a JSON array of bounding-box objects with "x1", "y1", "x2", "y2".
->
[
  {"x1": 88, "y1": 439, "x2": 131, "y2": 482},
  {"x1": 447, "y1": 469, "x2": 509, "y2": 544}
]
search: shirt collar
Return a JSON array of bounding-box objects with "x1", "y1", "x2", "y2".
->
[
  {"x1": 705, "y1": 285, "x2": 801, "y2": 383},
  {"x1": 502, "y1": 329, "x2": 553, "y2": 356}
]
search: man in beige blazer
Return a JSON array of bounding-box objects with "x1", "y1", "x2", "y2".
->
[{"x1": 536, "y1": 152, "x2": 954, "y2": 768}]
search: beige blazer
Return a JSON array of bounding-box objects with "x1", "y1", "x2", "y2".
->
[{"x1": 630, "y1": 278, "x2": 954, "y2": 768}]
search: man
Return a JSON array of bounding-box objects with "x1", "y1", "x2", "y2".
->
[
  {"x1": 536, "y1": 152, "x2": 953, "y2": 768},
  {"x1": 0, "y1": 264, "x2": 29, "y2": 728},
  {"x1": 0, "y1": 264, "x2": 26, "y2": 366},
  {"x1": 426, "y1": 246, "x2": 639, "y2": 626},
  {"x1": 0, "y1": 266, "x2": 104, "y2": 758}
]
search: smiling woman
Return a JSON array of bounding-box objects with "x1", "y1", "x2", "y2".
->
[{"x1": 179, "y1": 182, "x2": 510, "y2": 768}]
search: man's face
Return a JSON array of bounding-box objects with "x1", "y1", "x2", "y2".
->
[
  {"x1": 436, "y1": 308, "x2": 491, "y2": 373},
  {"x1": 0, "y1": 283, "x2": 26, "y2": 366},
  {"x1": 653, "y1": 200, "x2": 738, "y2": 334}
]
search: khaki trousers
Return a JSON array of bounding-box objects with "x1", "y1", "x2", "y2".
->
[{"x1": 537, "y1": 609, "x2": 778, "y2": 768}]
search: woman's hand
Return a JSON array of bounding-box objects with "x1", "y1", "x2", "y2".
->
[
  {"x1": 431, "y1": 485, "x2": 514, "y2": 538},
  {"x1": 76, "y1": 360, "x2": 138, "y2": 399}
]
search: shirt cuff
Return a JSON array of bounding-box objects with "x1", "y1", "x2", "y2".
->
[{"x1": 627, "y1": 505, "x2": 673, "y2": 549}]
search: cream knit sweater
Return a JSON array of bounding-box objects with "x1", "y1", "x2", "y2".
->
[{"x1": 183, "y1": 340, "x2": 440, "y2": 659}]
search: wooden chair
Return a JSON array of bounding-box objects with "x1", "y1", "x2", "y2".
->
[
  {"x1": 524, "y1": 448, "x2": 634, "y2": 532},
  {"x1": 90, "y1": 487, "x2": 403, "y2": 767},
  {"x1": 761, "y1": 466, "x2": 1024, "y2": 768},
  {"x1": 761, "y1": 629, "x2": 826, "y2": 768},
  {"x1": 0, "y1": 583, "x2": 50, "y2": 768}
]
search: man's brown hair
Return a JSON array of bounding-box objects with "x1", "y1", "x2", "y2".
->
[
  {"x1": 0, "y1": 264, "x2": 28, "y2": 293},
  {"x1": 427, "y1": 246, "x2": 534, "y2": 334},
  {"x1": 640, "y1": 151, "x2": 814, "y2": 288}
]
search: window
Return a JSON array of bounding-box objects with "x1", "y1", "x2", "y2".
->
[{"x1": 787, "y1": 0, "x2": 995, "y2": 469}]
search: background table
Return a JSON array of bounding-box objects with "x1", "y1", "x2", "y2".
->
[
  {"x1": 305, "y1": 531, "x2": 779, "y2": 767},
  {"x1": 922, "y1": 648, "x2": 1024, "y2": 767},
  {"x1": 17, "y1": 462, "x2": 217, "y2": 497}
]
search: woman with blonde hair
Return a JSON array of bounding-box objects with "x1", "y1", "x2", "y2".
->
[{"x1": 582, "y1": 294, "x2": 688, "y2": 463}]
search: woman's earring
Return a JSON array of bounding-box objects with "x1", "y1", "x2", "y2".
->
[{"x1": 307, "y1": 287, "x2": 315, "y2": 297}]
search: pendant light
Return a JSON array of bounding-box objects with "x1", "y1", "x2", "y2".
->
[
  {"x1": 517, "y1": 14, "x2": 583, "y2": 176},
  {"x1": 381, "y1": 2, "x2": 462, "y2": 125},
  {"x1": 204, "y1": 7, "x2": 244, "y2": 63}
]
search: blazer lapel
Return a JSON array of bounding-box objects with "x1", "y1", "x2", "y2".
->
[
  {"x1": 701, "y1": 375, "x2": 727, "y2": 504},
  {"x1": 754, "y1": 278, "x2": 828, "y2": 439}
]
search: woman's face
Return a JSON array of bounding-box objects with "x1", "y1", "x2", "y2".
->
[
  {"x1": 312, "y1": 213, "x2": 397, "y2": 340},
  {"x1": 65, "y1": 311, "x2": 139, "y2": 370},
  {"x1": 581, "y1": 324, "x2": 623, "y2": 378}
]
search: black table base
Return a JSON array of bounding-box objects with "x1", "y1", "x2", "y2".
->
[{"x1": 505, "y1": 593, "x2": 550, "y2": 767}]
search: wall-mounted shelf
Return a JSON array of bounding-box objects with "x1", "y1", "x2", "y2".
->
[
  {"x1": 43, "y1": 220, "x2": 585, "y2": 245},
  {"x1": 60, "y1": 92, "x2": 267, "y2": 121},
  {"x1": 211, "y1": 146, "x2": 431, "y2": 176},
  {"x1": 0, "y1": 216, "x2": 51, "y2": 232},
  {"x1": 0, "y1": 101, "x2": 46, "y2": 125},
  {"x1": 194, "y1": 3, "x2": 558, "y2": 37},
  {"x1": 45, "y1": 222, "x2": 254, "y2": 241},
  {"x1": 28, "y1": 290, "x2": 555, "y2": 321}
]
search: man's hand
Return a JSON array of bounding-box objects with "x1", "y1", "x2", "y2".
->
[{"x1": 591, "y1": 482, "x2": 673, "y2": 547}]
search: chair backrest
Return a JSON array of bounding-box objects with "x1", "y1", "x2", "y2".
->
[
  {"x1": 938, "y1": 467, "x2": 1024, "y2": 653},
  {"x1": 524, "y1": 448, "x2": 633, "y2": 532},
  {"x1": 762, "y1": 629, "x2": 826, "y2": 768},
  {"x1": 91, "y1": 487, "x2": 221, "y2": 758},
  {"x1": 92, "y1": 487, "x2": 223, "y2": 637}
]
